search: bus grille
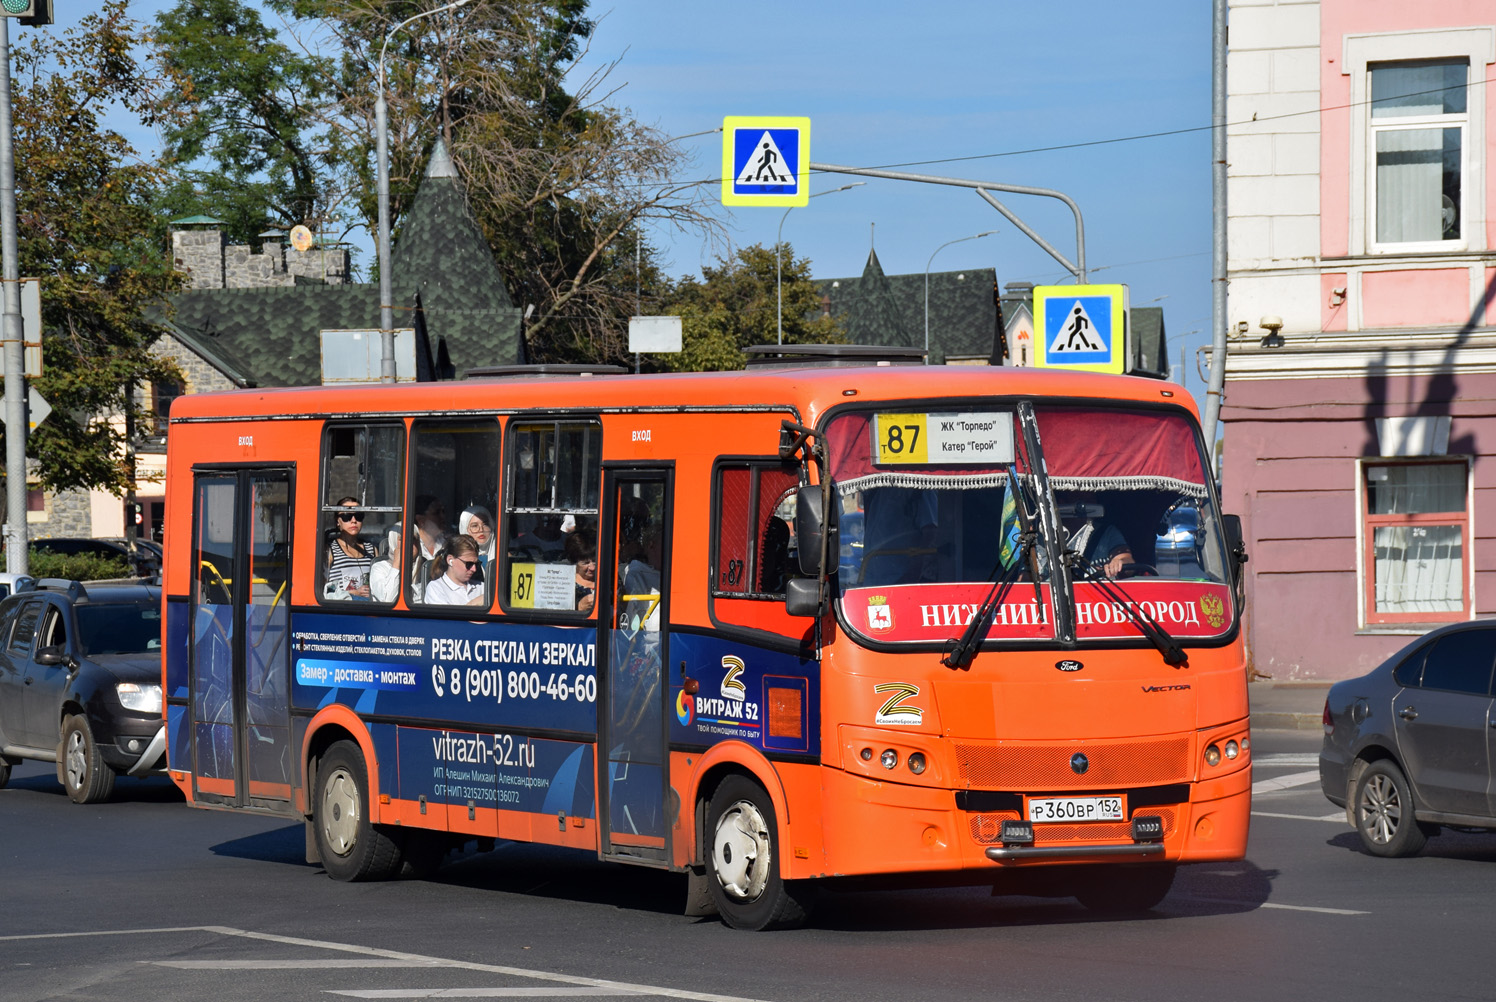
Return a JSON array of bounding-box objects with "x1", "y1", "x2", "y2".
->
[
  {"x1": 953, "y1": 737, "x2": 1191, "y2": 790},
  {"x1": 967, "y1": 808, "x2": 1179, "y2": 845}
]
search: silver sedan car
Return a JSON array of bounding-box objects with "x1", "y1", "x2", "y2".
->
[{"x1": 1320, "y1": 621, "x2": 1496, "y2": 856}]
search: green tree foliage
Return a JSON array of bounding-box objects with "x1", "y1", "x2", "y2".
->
[
  {"x1": 11, "y1": 3, "x2": 184, "y2": 496},
  {"x1": 156, "y1": 0, "x2": 721, "y2": 363},
  {"x1": 655, "y1": 243, "x2": 845, "y2": 372},
  {"x1": 153, "y1": 0, "x2": 341, "y2": 244}
]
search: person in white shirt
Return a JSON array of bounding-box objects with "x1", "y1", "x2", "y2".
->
[{"x1": 423, "y1": 534, "x2": 486, "y2": 607}]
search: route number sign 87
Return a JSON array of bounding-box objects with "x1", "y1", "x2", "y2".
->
[{"x1": 873, "y1": 413, "x2": 930, "y2": 465}]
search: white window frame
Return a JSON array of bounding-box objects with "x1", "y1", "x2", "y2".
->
[{"x1": 1345, "y1": 29, "x2": 1494, "y2": 256}]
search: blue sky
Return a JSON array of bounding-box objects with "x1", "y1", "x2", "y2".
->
[
  {"x1": 572, "y1": 0, "x2": 1217, "y2": 396},
  {"x1": 48, "y1": 0, "x2": 1216, "y2": 399}
]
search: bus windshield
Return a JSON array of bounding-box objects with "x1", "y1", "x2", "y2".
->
[{"x1": 827, "y1": 402, "x2": 1236, "y2": 647}]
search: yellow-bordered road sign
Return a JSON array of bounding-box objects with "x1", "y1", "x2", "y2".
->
[
  {"x1": 1033, "y1": 284, "x2": 1129, "y2": 374},
  {"x1": 722, "y1": 116, "x2": 810, "y2": 207}
]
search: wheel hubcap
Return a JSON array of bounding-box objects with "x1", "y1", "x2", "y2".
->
[
  {"x1": 321, "y1": 767, "x2": 361, "y2": 857},
  {"x1": 65, "y1": 730, "x2": 85, "y2": 789},
  {"x1": 1359, "y1": 773, "x2": 1402, "y2": 844},
  {"x1": 713, "y1": 799, "x2": 771, "y2": 902}
]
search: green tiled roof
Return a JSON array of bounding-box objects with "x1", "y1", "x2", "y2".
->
[
  {"x1": 816, "y1": 249, "x2": 998, "y2": 364},
  {"x1": 163, "y1": 140, "x2": 523, "y2": 387}
]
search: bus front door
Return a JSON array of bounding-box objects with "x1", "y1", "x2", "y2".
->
[
  {"x1": 597, "y1": 468, "x2": 672, "y2": 864},
  {"x1": 188, "y1": 468, "x2": 295, "y2": 812}
]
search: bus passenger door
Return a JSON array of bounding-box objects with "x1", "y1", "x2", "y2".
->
[
  {"x1": 597, "y1": 467, "x2": 672, "y2": 864},
  {"x1": 189, "y1": 467, "x2": 295, "y2": 812}
]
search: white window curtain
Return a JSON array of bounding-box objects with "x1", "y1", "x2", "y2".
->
[
  {"x1": 1368, "y1": 464, "x2": 1466, "y2": 615},
  {"x1": 1370, "y1": 60, "x2": 1467, "y2": 245}
]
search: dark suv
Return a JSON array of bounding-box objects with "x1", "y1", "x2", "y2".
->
[{"x1": 0, "y1": 579, "x2": 164, "y2": 802}]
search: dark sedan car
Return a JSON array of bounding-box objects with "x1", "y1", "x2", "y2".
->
[
  {"x1": 1320, "y1": 620, "x2": 1496, "y2": 856},
  {"x1": 0, "y1": 579, "x2": 164, "y2": 802}
]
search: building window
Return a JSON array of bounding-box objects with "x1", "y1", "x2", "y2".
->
[
  {"x1": 151, "y1": 377, "x2": 184, "y2": 438},
  {"x1": 1363, "y1": 461, "x2": 1468, "y2": 624},
  {"x1": 1369, "y1": 59, "x2": 1468, "y2": 247}
]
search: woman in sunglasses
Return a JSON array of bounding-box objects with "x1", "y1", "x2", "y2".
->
[
  {"x1": 326, "y1": 496, "x2": 376, "y2": 600},
  {"x1": 424, "y1": 534, "x2": 487, "y2": 607}
]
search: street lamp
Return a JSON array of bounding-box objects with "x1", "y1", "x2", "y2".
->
[
  {"x1": 924, "y1": 229, "x2": 997, "y2": 363},
  {"x1": 776, "y1": 182, "x2": 864, "y2": 344},
  {"x1": 376, "y1": 0, "x2": 472, "y2": 383}
]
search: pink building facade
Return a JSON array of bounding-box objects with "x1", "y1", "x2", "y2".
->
[{"x1": 1223, "y1": 1, "x2": 1496, "y2": 680}]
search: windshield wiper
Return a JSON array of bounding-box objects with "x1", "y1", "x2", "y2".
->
[
  {"x1": 1068, "y1": 555, "x2": 1189, "y2": 668},
  {"x1": 943, "y1": 471, "x2": 1044, "y2": 670}
]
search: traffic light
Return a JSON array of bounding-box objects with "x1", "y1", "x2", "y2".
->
[{"x1": 2, "y1": 0, "x2": 53, "y2": 26}]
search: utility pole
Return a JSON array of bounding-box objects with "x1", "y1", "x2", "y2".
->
[{"x1": 0, "y1": 15, "x2": 27, "y2": 574}]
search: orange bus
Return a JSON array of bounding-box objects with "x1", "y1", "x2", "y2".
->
[{"x1": 160, "y1": 348, "x2": 1250, "y2": 929}]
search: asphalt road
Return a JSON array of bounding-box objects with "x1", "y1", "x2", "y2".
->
[{"x1": 4, "y1": 729, "x2": 1496, "y2": 1002}]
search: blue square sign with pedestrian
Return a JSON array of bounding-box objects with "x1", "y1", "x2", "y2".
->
[
  {"x1": 721, "y1": 116, "x2": 810, "y2": 207},
  {"x1": 1033, "y1": 284, "x2": 1128, "y2": 374}
]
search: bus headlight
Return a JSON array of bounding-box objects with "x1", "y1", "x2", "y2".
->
[
  {"x1": 881, "y1": 749, "x2": 898, "y2": 770},
  {"x1": 1225, "y1": 740, "x2": 1239, "y2": 760},
  {"x1": 1204, "y1": 742, "x2": 1222, "y2": 767},
  {"x1": 907, "y1": 752, "x2": 927, "y2": 775}
]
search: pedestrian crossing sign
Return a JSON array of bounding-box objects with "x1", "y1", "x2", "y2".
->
[
  {"x1": 722, "y1": 116, "x2": 810, "y2": 207},
  {"x1": 1032, "y1": 284, "x2": 1129, "y2": 374}
]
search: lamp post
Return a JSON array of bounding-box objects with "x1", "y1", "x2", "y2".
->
[
  {"x1": 376, "y1": 0, "x2": 472, "y2": 383},
  {"x1": 776, "y1": 182, "x2": 863, "y2": 344},
  {"x1": 924, "y1": 229, "x2": 997, "y2": 363}
]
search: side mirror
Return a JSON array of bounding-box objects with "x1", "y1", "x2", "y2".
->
[
  {"x1": 785, "y1": 577, "x2": 821, "y2": 617},
  {"x1": 1221, "y1": 514, "x2": 1248, "y2": 570},
  {"x1": 795, "y1": 485, "x2": 834, "y2": 577},
  {"x1": 35, "y1": 645, "x2": 75, "y2": 669}
]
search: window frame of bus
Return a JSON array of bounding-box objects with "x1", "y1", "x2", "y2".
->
[
  {"x1": 317, "y1": 421, "x2": 406, "y2": 606},
  {"x1": 707, "y1": 455, "x2": 811, "y2": 645},
  {"x1": 499, "y1": 416, "x2": 602, "y2": 618},
  {"x1": 406, "y1": 417, "x2": 504, "y2": 612}
]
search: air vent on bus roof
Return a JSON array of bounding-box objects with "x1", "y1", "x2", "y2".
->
[
  {"x1": 464, "y1": 364, "x2": 628, "y2": 379},
  {"x1": 743, "y1": 344, "x2": 927, "y2": 368}
]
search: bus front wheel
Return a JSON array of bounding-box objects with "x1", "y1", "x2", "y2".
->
[
  {"x1": 1073, "y1": 863, "x2": 1177, "y2": 914},
  {"x1": 314, "y1": 740, "x2": 402, "y2": 882},
  {"x1": 705, "y1": 775, "x2": 814, "y2": 930}
]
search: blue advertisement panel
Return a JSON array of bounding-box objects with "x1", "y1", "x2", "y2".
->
[
  {"x1": 390, "y1": 726, "x2": 595, "y2": 818},
  {"x1": 289, "y1": 612, "x2": 599, "y2": 735},
  {"x1": 668, "y1": 632, "x2": 820, "y2": 758}
]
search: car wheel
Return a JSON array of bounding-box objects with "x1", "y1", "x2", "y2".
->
[
  {"x1": 1074, "y1": 863, "x2": 1177, "y2": 914},
  {"x1": 1353, "y1": 759, "x2": 1428, "y2": 858},
  {"x1": 0, "y1": 757, "x2": 11, "y2": 789},
  {"x1": 705, "y1": 775, "x2": 814, "y2": 930},
  {"x1": 61, "y1": 714, "x2": 116, "y2": 804},
  {"x1": 313, "y1": 740, "x2": 403, "y2": 882}
]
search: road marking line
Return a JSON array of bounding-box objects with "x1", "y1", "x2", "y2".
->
[
  {"x1": 327, "y1": 991, "x2": 644, "y2": 998},
  {"x1": 1252, "y1": 810, "x2": 1347, "y2": 823},
  {"x1": 151, "y1": 960, "x2": 442, "y2": 970},
  {"x1": 1, "y1": 927, "x2": 772, "y2": 1002},
  {"x1": 1260, "y1": 902, "x2": 1369, "y2": 916},
  {"x1": 1252, "y1": 769, "x2": 1320, "y2": 793},
  {"x1": 1253, "y1": 754, "x2": 1320, "y2": 766}
]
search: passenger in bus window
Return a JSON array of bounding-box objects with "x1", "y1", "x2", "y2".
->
[
  {"x1": 409, "y1": 494, "x2": 448, "y2": 600},
  {"x1": 566, "y1": 529, "x2": 597, "y2": 614},
  {"x1": 860, "y1": 486, "x2": 939, "y2": 586},
  {"x1": 459, "y1": 506, "x2": 496, "y2": 576},
  {"x1": 369, "y1": 525, "x2": 403, "y2": 604},
  {"x1": 325, "y1": 497, "x2": 375, "y2": 600},
  {"x1": 424, "y1": 534, "x2": 486, "y2": 607}
]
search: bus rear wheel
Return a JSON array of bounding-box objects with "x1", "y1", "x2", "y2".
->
[
  {"x1": 705, "y1": 775, "x2": 813, "y2": 930},
  {"x1": 314, "y1": 740, "x2": 402, "y2": 882}
]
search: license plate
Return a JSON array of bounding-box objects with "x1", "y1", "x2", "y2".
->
[{"x1": 1027, "y1": 796, "x2": 1125, "y2": 823}]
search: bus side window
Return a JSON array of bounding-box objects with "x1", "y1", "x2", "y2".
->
[
  {"x1": 502, "y1": 419, "x2": 600, "y2": 614},
  {"x1": 318, "y1": 424, "x2": 405, "y2": 605},
  {"x1": 407, "y1": 419, "x2": 502, "y2": 609},
  {"x1": 711, "y1": 460, "x2": 800, "y2": 600}
]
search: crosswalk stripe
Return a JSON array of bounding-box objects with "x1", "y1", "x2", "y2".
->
[{"x1": 1252, "y1": 769, "x2": 1320, "y2": 794}]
